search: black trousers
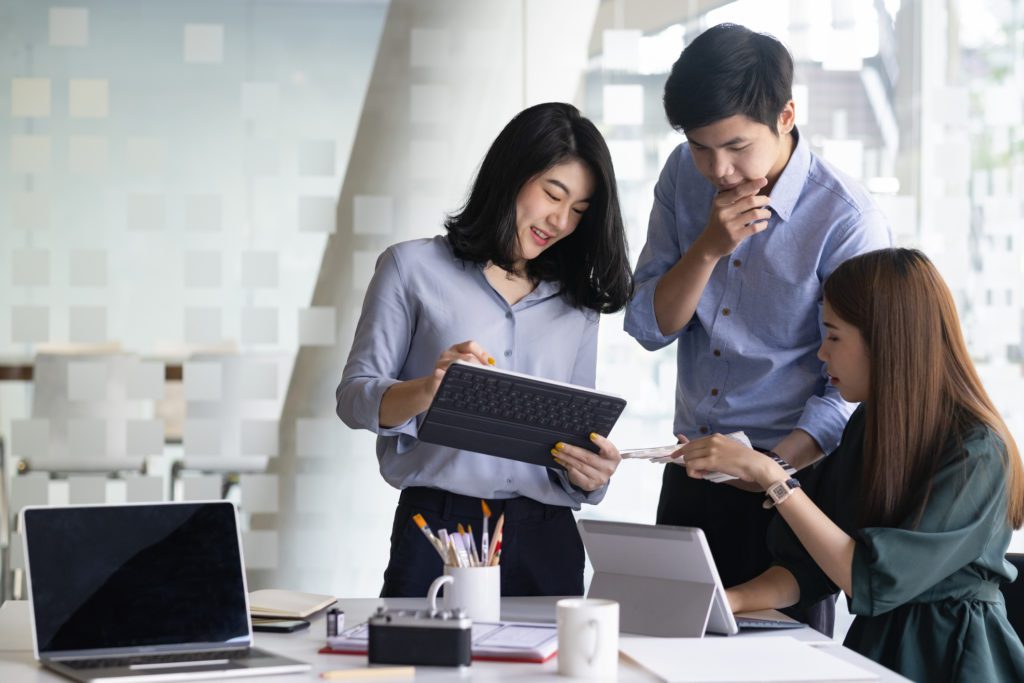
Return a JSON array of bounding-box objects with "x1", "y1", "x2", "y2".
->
[
  {"x1": 656, "y1": 464, "x2": 836, "y2": 636},
  {"x1": 381, "y1": 487, "x2": 585, "y2": 598}
]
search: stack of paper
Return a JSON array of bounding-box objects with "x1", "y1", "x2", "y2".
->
[
  {"x1": 249, "y1": 589, "x2": 336, "y2": 619},
  {"x1": 323, "y1": 620, "x2": 559, "y2": 663},
  {"x1": 619, "y1": 636, "x2": 877, "y2": 682}
]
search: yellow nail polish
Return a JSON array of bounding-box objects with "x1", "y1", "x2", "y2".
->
[
  {"x1": 550, "y1": 448, "x2": 559, "y2": 457},
  {"x1": 555, "y1": 442, "x2": 564, "y2": 451},
  {"x1": 553, "y1": 457, "x2": 565, "y2": 467},
  {"x1": 487, "y1": 357, "x2": 496, "y2": 366},
  {"x1": 589, "y1": 432, "x2": 598, "y2": 442}
]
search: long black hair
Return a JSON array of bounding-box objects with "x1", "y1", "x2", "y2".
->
[{"x1": 444, "y1": 102, "x2": 633, "y2": 314}]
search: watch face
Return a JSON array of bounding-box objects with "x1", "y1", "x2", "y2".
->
[{"x1": 769, "y1": 482, "x2": 789, "y2": 500}]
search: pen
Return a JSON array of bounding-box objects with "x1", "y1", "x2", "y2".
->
[
  {"x1": 452, "y1": 531, "x2": 471, "y2": 567},
  {"x1": 319, "y1": 666, "x2": 415, "y2": 680},
  {"x1": 467, "y1": 524, "x2": 481, "y2": 566},
  {"x1": 411, "y1": 514, "x2": 447, "y2": 561},
  {"x1": 456, "y1": 524, "x2": 472, "y2": 566},
  {"x1": 481, "y1": 500, "x2": 491, "y2": 562}
]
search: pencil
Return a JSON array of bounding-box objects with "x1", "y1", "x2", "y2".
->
[
  {"x1": 319, "y1": 666, "x2": 415, "y2": 680},
  {"x1": 488, "y1": 513, "x2": 505, "y2": 565}
]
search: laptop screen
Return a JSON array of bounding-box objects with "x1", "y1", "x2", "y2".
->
[{"x1": 24, "y1": 502, "x2": 251, "y2": 656}]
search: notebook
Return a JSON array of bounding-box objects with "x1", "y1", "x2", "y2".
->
[
  {"x1": 22, "y1": 501, "x2": 310, "y2": 682},
  {"x1": 418, "y1": 360, "x2": 626, "y2": 469},
  {"x1": 249, "y1": 589, "x2": 336, "y2": 619},
  {"x1": 321, "y1": 619, "x2": 559, "y2": 663}
]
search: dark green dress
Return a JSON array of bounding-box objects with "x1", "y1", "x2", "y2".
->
[{"x1": 768, "y1": 405, "x2": 1024, "y2": 682}]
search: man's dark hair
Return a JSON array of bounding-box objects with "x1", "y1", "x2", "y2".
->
[
  {"x1": 444, "y1": 102, "x2": 633, "y2": 314},
  {"x1": 663, "y1": 23, "x2": 793, "y2": 133}
]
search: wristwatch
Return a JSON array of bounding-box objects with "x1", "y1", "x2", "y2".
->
[{"x1": 763, "y1": 477, "x2": 801, "y2": 509}]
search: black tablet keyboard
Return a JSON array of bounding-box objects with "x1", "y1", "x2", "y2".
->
[{"x1": 418, "y1": 361, "x2": 626, "y2": 469}]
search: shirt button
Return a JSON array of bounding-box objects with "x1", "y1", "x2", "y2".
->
[
  {"x1": 506, "y1": 478, "x2": 513, "y2": 486},
  {"x1": 733, "y1": 259, "x2": 742, "y2": 268},
  {"x1": 699, "y1": 426, "x2": 709, "y2": 434},
  {"x1": 713, "y1": 349, "x2": 721, "y2": 357},
  {"x1": 711, "y1": 388, "x2": 719, "y2": 396},
  {"x1": 722, "y1": 308, "x2": 731, "y2": 316},
  {"x1": 505, "y1": 312, "x2": 513, "y2": 319},
  {"x1": 504, "y1": 350, "x2": 512, "y2": 358}
]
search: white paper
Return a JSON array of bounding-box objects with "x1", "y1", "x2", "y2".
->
[{"x1": 619, "y1": 636, "x2": 877, "y2": 682}]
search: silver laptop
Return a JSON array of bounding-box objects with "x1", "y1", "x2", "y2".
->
[
  {"x1": 22, "y1": 501, "x2": 310, "y2": 682},
  {"x1": 578, "y1": 519, "x2": 803, "y2": 637}
]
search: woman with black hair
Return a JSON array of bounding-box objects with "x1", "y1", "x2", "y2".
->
[{"x1": 337, "y1": 102, "x2": 634, "y2": 597}]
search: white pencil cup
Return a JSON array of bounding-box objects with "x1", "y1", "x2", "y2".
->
[
  {"x1": 426, "y1": 565, "x2": 501, "y2": 622},
  {"x1": 556, "y1": 598, "x2": 619, "y2": 678}
]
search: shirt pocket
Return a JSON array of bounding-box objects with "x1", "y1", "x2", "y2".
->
[{"x1": 743, "y1": 271, "x2": 823, "y2": 348}]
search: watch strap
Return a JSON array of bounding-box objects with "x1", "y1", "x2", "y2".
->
[{"x1": 762, "y1": 477, "x2": 801, "y2": 509}]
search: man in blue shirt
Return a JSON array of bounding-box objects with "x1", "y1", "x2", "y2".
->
[{"x1": 624, "y1": 23, "x2": 891, "y2": 634}]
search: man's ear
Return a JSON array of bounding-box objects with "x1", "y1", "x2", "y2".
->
[{"x1": 777, "y1": 100, "x2": 796, "y2": 135}]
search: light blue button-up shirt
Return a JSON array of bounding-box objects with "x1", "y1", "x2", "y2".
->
[
  {"x1": 337, "y1": 235, "x2": 604, "y2": 508},
  {"x1": 624, "y1": 131, "x2": 892, "y2": 454}
]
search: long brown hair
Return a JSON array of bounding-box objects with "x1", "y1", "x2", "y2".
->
[{"x1": 824, "y1": 248, "x2": 1024, "y2": 528}]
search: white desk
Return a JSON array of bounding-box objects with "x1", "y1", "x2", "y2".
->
[{"x1": 0, "y1": 598, "x2": 910, "y2": 681}]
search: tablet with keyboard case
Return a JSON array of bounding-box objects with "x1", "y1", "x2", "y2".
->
[{"x1": 418, "y1": 361, "x2": 626, "y2": 469}]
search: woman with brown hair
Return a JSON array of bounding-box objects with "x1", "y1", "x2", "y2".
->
[{"x1": 675, "y1": 248, "x2": 1024, "y2": 681}]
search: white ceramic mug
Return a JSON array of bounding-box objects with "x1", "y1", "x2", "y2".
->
[
  {"x1": 426, "y1": 565, "x2": 501, "y2": 622},
  {"x1": 556, "y1": 598, "x2": 619, "y2": 678}
]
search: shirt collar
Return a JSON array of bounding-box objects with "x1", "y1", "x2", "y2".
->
[
  {"x1": 767, "y1": 127, "x2": 809, "y2": 223},
  {"x1": 474, "y1": 261, "x2": 562, "y2": 306}
]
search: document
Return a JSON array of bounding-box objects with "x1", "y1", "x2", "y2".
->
[
  {"x1": 621, "y1": 431, "x2": 761, "y2": 482},
  {"x1": 619, "y1": 636, "x2": 877, "y2": 682}
]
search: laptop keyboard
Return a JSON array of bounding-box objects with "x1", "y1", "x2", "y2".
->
[
  {"x1": 62, "y1": 649, "x2": 259, "y2": 669},
  {"x1": 736, "y1": 616, "x2": 804, "y2": 629}
]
